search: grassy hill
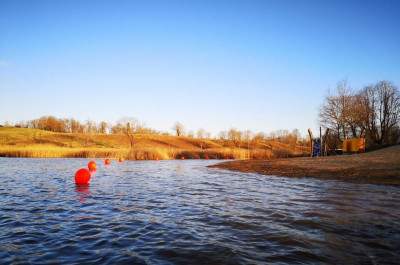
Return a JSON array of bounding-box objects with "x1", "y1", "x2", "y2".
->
[{"x1": 0, "y1": 127, "x2": 309, "y2": 160}]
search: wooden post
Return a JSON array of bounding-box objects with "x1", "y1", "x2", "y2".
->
[
  {"x1": 319, "y1": 127, "x2": 322, "y2": 157},
  {"x1": 323, "y1": 128, "x2": 329, "y2": 156},
  {"x1": 308, "y1": 129, "x2": 313, "y2": 157}
]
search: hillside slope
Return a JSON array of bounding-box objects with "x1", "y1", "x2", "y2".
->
[{"x1": 0, "y1": 127, "x2": 308, "y2": 160}]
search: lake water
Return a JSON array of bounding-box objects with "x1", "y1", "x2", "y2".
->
[{"x1": 0, "y1": 158, "x2": 399, "y2": 265}]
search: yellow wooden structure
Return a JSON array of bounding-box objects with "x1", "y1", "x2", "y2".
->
[{"x1": 342, "y1": 138, "x2": 365, "y2": 153}]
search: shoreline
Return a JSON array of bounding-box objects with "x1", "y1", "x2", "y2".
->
[{"x1": 209, "y1": 145, "x2": 400, "y2": 185}]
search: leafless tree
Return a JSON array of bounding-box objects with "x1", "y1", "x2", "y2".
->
[
  {"x1": 252, "y1": 132, "x2": 266, "y2": 144},
  {"x1": 196, "y1": 128, "x2": 206, "y2": 139},
  {"x1": 69, "y1": 119, "x2": 84, "y2": 133},
  {"x1": 228, "y1": 128, "x2": 242, "y2": 147},
  {"x1": 98, "y1": 121, "x2": 108, "y2": 134},
  {"x1": 320, "y1": 80, "x2": 400, "y2": 147},
  {"x1": 320, "y1": 81, "x2": 349, "y2": 140},
  {"x1": 359, "y1": 81, "x2": 400, "y2": 145},
  {"x1": 218, "y1": 131, "x2": 227, "y2": 140},
  {"x1": 124, "y1": 122, "x2": 135, "y2": 149},
  {"x1": 173, "y1": 122, "x2": 184, "y2": 136},
  {"x1": 28, "y1": 116, "x2": 67, "y2": 132},
  {"x1": 187, "y1": 130, "x2": 194, "y2": 138},
  {"x1": 84, "y1": 120, "x2": 97, "y2": 134},
  {"x1": 118, "y1": 117, "x2": 140, "y2": 149}
]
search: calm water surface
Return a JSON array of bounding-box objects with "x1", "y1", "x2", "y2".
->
[{"x1": 0, "y1": 158, "x2": 399, "y2": 265}]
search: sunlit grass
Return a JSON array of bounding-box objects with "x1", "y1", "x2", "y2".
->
[
  {"x1": 0, "y1": 145, "x2": 128, "y2": 158},
  {"x1": 0, "y1": 127, "x2": 308, "y2": 160}
]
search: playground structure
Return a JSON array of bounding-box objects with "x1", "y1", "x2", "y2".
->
[
  {"x1": 308, "y1": 128, "x2": 366, "y2": 157},
  {"x1": 308, "y1": 128, "x2": 328, "y2": 157}
]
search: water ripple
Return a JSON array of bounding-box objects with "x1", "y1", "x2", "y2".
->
[{"x1": 0, "y1": 158, "x2": 399, "y2": 264}]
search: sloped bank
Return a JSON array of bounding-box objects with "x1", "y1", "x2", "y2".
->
[{"x1": 209, "y1": 145, "x2": 400, "y2": 185}]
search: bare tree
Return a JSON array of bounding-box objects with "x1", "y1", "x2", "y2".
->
[
  {"x1": 359, "y1": 81, "x2": 400, "y2": 145},
  {"x1": 218, "y1": 131, "x2": 227, "y2": 140},
  {"x1": 252, "y1": 132, "x2": 266, "y2": 145},
  {"x1": 84, "y1": 120, "x2": 97, "y2": 134},
  {"x1": 98, "y1": 121, "x2": 108, "y2": 134},
  {"x1": 228, "y1": 128, "x2": 242, "y2": 147},
  {"x1": 320, "y1": 80, "x2": 400, "y2": 147},
  {"x1": 196, "y1": 128, "x2": 206, "y2": 139},
  {"x1": 187, "y1": 130, "x2": 194, "y2": 138},
  {"x1": 376, "y1": 81, "x2": 400, "y2": 144},
  {"x1": 29, "y1": 116, "x2": 67, "y2": 132},
  {"x1": 118, "y1": 117, "x2": 140, "y2": 149},
  {"x1": 69, "y1": 119, "x2": 84, "y2": 133},
  {"x1": 173, "y1": 122, "x2": 184, "y2": 136},
  {"x1": 125, "y1": 122, "x2": 135, "y2": 149},
  {"x1": 319, "y1": 80, "x2": 357, "y2": 140}
]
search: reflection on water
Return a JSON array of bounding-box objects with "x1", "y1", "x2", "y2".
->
[
  {"x1": 0, "y1": 158, "x2": 399, "y2": 265},
  {"x1": 75, "y1": 185, "x2": 91, "y2": 203}
]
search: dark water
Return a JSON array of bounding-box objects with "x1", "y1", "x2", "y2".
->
[{"x1": 0, "y1": 158, "x2": 399, "y2": 265}]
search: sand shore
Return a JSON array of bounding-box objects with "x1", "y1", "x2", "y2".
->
[{"x1": 210, "y1": 145, "x2": 400, "y2": 185}]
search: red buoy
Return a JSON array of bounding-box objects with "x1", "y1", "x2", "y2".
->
[
  {"x1": 75, "y1": 168, "x2": 91, "y2": 185},
  {"x1": 88, "y1": 160, "x2": 97, "y2": 171},
  {"x1": 104, "y1": 158, "x2": 111, "y2": 165}
]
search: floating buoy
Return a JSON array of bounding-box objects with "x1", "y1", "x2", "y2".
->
[
  {"x1": 104, "y1": 158, "x2": 111, "y2": 165},
  {"x1": 87, "y1": 160, "x2": 97, "y2": 171},
  {"x1": 75, "y1": 168, "x2": 91, "y2": 185}
]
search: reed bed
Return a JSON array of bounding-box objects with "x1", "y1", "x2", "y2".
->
[
  {"x1": 0, "y1": 145, "x2": 306, "y2": 160},
  {"x1": 0, "y1": 145, "x2": 128, "y2": 159}
]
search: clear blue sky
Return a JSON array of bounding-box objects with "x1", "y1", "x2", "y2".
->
[{"x1": 1, "y1": 0, "x2": 399, "y2": 135}]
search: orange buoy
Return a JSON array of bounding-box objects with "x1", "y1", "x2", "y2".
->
[
  {"x1": 104, "y1": 158, "x2": 111, "y2": 165},
  {"x1": 75, "y1": 168, "x2": 91, "y2": 185},
  {"x1": 87, "y1": 160, "x2": 97, "y2": 171}
]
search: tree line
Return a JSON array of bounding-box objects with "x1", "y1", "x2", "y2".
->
[
  {"x1": 13, "y1": 117, "x2": 153, "y2": 135},
  {"x1": 320, "y1": 80, "x2": 400, "y2": 148},
  {"x1": 6, "y1": 117, "x2": 305, "y2": 147},
  {"x1": 7, "y1": 80, "x2": 398, "y2": 151}
]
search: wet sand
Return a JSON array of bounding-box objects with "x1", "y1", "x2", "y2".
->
[{"x1": 210, "y1": 145, "x2": 400, "y2": 185}]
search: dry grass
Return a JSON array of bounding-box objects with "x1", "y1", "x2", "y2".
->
[
  {"x1": 0, "y1": 145, "x2": 128, "y2": 158},
  {"x1": 0, "y1": 127, "x2": 308, "y2": 160}
]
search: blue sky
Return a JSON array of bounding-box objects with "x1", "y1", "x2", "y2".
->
[{"x1": 1, "y1": 0, "x2": 399, "y2": 135}]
